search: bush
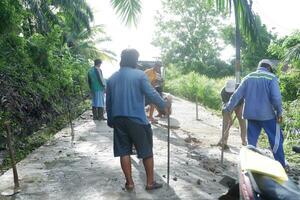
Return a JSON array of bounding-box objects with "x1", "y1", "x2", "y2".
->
[
  {"x1": 0, "y1": 31, "x2": 90, "y2": 139},
  {"x1": 165, "y1": 65, "x2": 230, "y2": 110},
  {"x1": 279, "y1": 71, "x2": 300, "y2": 102}
]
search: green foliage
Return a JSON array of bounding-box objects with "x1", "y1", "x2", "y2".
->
[
  {"x1": 284, "y1": 100, "x2": 300, "y2": 133},
  {"x1": 279, "y1": 72, "x2": 300, "y2": 102},
  {"x1": 269, "y1": 31, "x2": 300, "y2": 67},
  {"x1": 0, "y1": 0, "x2": 101, "y2": 145},
  {"x1": 221, "y1": 16, "x2": 275, "y2": 73},
  {"x1": 206, "y1": 0, "x2": 258, "y2": 42},
  {"x1": 268, "y1": 32, "x2": 300, "y2": 102},
  {"x1": 153, "y1": 0, "x2": 233, "y2": 78},
  {"x1": 0, "y1": 0, "x2": 22, "y2": 35},
  {"x1": 165, "y1": 65, "x2": 229, "y2": 110},
  {"x1": 282, "y1": 32, "x2": 300, "y2": 63},
  {"x1": 0, "y1": 31, "x2": 90, "y2": 135}
]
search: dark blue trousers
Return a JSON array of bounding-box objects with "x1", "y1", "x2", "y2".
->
[{"x1": 247, "y1": 118, "x2": 286, "y2": 167}]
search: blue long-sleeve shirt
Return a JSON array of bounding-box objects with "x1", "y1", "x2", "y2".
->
[
  {"x1": 224, "y1": 67, "x2": 282, "y2": 121},
  {"x1": 106, "y1": 67, "x2": 166, "y2": 127}
]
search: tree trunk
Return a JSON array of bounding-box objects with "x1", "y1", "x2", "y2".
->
[
  {"x1": 5, "y1": 122, "x2": 20, "y2": 188},
  {"x1": 233, "y1": 0, "x2": 242, "y2": 84}
]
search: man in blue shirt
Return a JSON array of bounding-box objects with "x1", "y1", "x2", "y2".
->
[
  {"x1": 106, "y1": 49, "x2": 170, "y2": 191},
  {"x1": 224, "y1": 59, "x2": 286, "y2": 167}
]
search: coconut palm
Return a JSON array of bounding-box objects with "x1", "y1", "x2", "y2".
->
[
  {"x1": 207, "y1": 0, "x2": 258, "y2": 82},
  {"x1": 22, "y1": 0, "x2": 93, "y2": 34}
]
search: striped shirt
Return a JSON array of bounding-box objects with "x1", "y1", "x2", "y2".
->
[{"x1": 224, "y1": 67, "x2": 282, "y2": 120}]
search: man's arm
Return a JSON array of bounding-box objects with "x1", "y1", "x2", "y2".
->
[
  {"x1": 105, "y1": 80, "x2": 113, "y2": 128},
  {"x1": 224, "y1": 81, "x2": 246, "y2": 113},
  {"x1": 140, "y1": 74, "x2": 166, "y2": 111},
  {"x1": 270, "y1": 77, "x2": 283, "y2": 118}
]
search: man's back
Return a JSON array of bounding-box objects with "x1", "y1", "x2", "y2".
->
[
  {"x1": 226, "y1": 68, "x2": 282, "y2": 121},
  {"x1": 106, "y1": 67, "x2": 165, "y2": 125},
  {"x1": 243, "y1": 69, "x2": 280, "y2": 120}
]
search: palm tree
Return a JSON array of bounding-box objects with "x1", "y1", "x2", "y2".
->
[
  {"x1": 22, "y1": 0, "x2": 93, "y2": 34},
  {"x1": 207, "y1": 0, "x2": 258, "y2": 83}
]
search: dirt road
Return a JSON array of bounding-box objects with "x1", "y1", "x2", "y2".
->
[{"x1": 0, "y1": 96, "x2": 244, "y2": 200}]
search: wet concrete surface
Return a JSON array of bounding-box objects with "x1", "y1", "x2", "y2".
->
[{"x1": 0, "y1": 96, "x2": 283, "y2": 199}]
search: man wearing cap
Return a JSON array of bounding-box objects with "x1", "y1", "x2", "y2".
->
[
  {"x1": 223, "y1": 59, "x2": 286, "y2": 167},
  {"x1": 218, "y1": 80, "x2": 247, "y2": 149}
]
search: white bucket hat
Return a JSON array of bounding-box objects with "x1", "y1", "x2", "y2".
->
[{"x1": 225, "y1": 80, "x2": 236, "y2": 93}]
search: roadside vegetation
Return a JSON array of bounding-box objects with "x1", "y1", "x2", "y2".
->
[
  {"x1": 154, "y1": 0, "x2": 300, "y2": 166},
  {"x1": 0, "y1": 0, "x2": 113, "y2": 170}
]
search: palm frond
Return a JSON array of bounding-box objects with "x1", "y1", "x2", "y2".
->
[
  {"x1": 110, "y1": 0, "x2": 142, "y2": 26},
  {"x1": 52, "y1": 0, "x2": 94, "y2": 20},
  {"x1": 23, "y1": 0, "x2": 94, "y2": 34},
  {"x1": 52, "y1": 0, "x2": 94, "y2": 32},
  {"x1": 71, "y1": 42, "x2": 116, "y2": 61},
  {"x1": 209, "y1": 0, "x2": 232, "y2": 14},
  {"x1": 23, "y1": 0, "x2": 51, "y2": 33},
  {"x1": 67, "y1": 25, "x2": 107, "y2": 44},
  {"x1": 206, "y1": 0, "x2": 258, "y2": 42},
  {"x1": 284, "y1": 43, "x2": 300, "y2": 63},
  {"x1": 236, "y1": 0, "x2": 258, "y2": 42}
]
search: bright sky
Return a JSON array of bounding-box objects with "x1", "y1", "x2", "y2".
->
[{"x1": 87, "y1": 0, "x2": 300, "y2": 78}]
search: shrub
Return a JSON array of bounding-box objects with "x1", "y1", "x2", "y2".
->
[{"x1": 165, "y1": 66, "x2": 230, "y2": 110}]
